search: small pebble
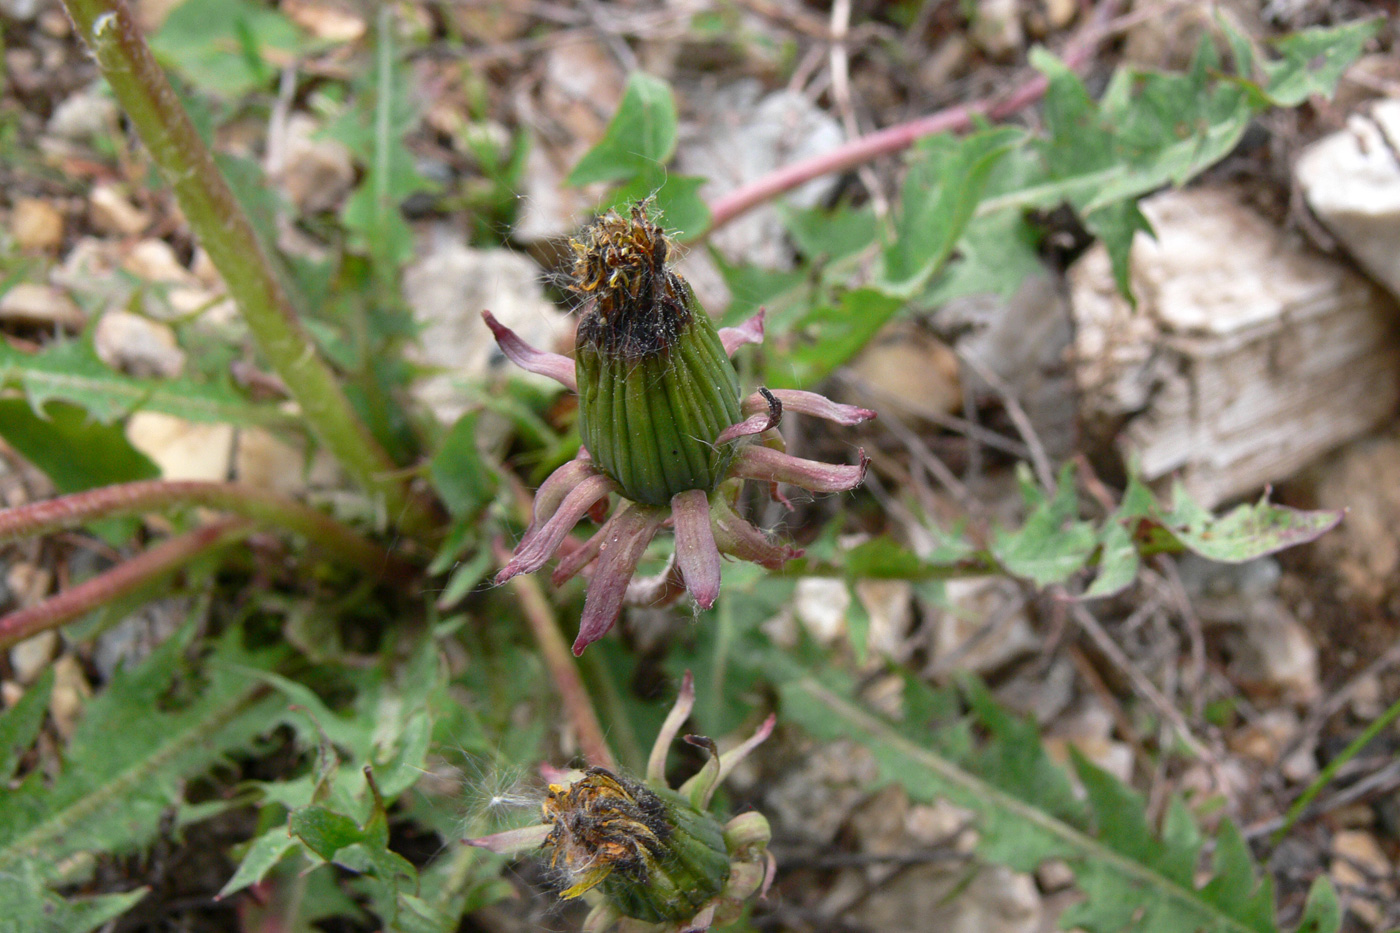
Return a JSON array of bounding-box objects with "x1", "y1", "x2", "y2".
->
[
  {"x1": 0, "y1": 282, "x2": 84, "y2": 331},
  {"x1": 89, "y1": 183, "x2": 150, "y2": 236},
  {"x1": 11, "y1": 197, "x2": 63, "y2": 252}
]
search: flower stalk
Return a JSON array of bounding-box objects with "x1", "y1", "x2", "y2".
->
[
  {"x1": 59, "y1": 0, "x2": 432, "y2": 534},
  {"x1": 494, "y1": 539, "x2": 617, "y2": 772}
]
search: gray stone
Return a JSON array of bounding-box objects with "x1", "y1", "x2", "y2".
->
[
  {"x1": 402, "y1": 227, "x2": 570, "y2": 424},
  {"x1": 1071, "y1": 185, "x2": 1400, "y2": 508},
  {"x1": 0, "y1": 0, "x2": 45, "y2": 22},
  {"x1": 92, "y1": 598, "x2": 189, "y2": 680},
  {"x1": 850, "y1": 863, "x2": 1041, "y2": 933},
  {"x1": 1296, "y1": 100, "x2": 1400, "y2": 303},
  {"x1": 923, "y1": 578, "x2": 1038, "y2": 677},
  {"x1": 276, "y1": 113, "x2": 355, "y2": 214},
  {"x1": 0, "y1": 282, "x2": 83, "y2": 331},
  {"x1": 764, "y1": 739, "x2": 879, "y2": 846},
  {"x1": 1176, "y1": 554, "x2": 1321, "y2": 704},
  {"x1": 47, "y1": 84, "x2": 118, "y2": 142},
  {"x1": 939, "y1": 270, "x2": 1077, "y2": 459},
  {"x1": 94, "y1": 310, "x2": 185, "y2": 378},
  {"x1": 677, "y1": 82, "x2": 844, "y2": 271}
]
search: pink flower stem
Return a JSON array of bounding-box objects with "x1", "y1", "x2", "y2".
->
[
  {"x1": 492, "y1": 538, "x2": 617, "y2": 771},
  {"x1": 0, "y1": 519, "x2": 252, "y2": 652},
  {"x1": 0, "y1": 480, "x2": 414, "y2": 579},
  {"x1": 703, "y1": 0, "x2": 1121, "y2": 233}
]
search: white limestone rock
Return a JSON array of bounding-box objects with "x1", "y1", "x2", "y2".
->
[
  {"x1": 1296, "y1": 99, "x2": 1400, "y2": 302},
  {"x1": 402, "y1": 227, "x2": 570, "y2": 424},
  {"x1": 1071, "y1": 185, "x2": 1400, "y2": 508}
]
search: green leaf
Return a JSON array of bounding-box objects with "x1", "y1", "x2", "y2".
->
[
  {"x1": 799, "y1": 463, "x2": 1338, "y2": 596},
  {"x1": 1085, "y1": 520, "x2": 1140, "y2": 599},
  {"x1": 992, "y1": 464, "x2": 1097, "y2": 587},
  {"x1": 334, "y1": 13, "x2": 437, "y2": 271},
  {"x1": 986, "y1": 44, "x2": 1250, "y2": 219},
  {"x1": 255, "y1": 634, "x2": 443, "y2": 780},
  {"x1": 0, "y1": 866, "x2": 147, "y2": 933},
  {"x1": 433, "y1": 546, "x2": 492, "y2": 610},
  {"x1": 844, "y1": 537, "x2": 947, "y2": 580},
  {"x1": 780, "y1": 673, "x2": 1338, "y2": 933},
  {"x1": 922, "y1": 207, "x2": 1044, "y2": 305},
  {"x1": 1084, "y1": 199, "x2": 1154, "y2": 299},
  {"x1": 0, "y1": 339, "x2": 295, "y2": 428},
  {"x1": 429, "y1": 412, "x2": 496, "y2": 518},
  {"x1": 967, "y1": 41, "x2": 1251, "y2": 298},
  {"x1": 1244, "y1": 18, "x2": 1382, "y2": 107},
  {"x1": 958, "y1": 21, "x2": 1371, "y2": 303},
  {"x1": 287, "y1": 791, "x2": 421, "y2": 925},
  {"x1": 238, "y1": 640, "x2": 446, "y2": 930},
  {"x1": 152, "y1": 0, "x2": 304, "y2": 97},
  {"x1": 777, "y1": 287, "x2": 904, "y2": 388},
  {"x1": 1294, "y1": 878, "x2": 1341, "y2": 933},
  {"x1": 1150, "y1": 483, "x2": 1343, "y2": 563},
  {"x1": 0, "y1": 626, "x2": 286, "y2": 884},
  {"x1": 218, "y1": 826, "x2": 298, "y2": 900},
  {"x1": 919, "y1": 145, "x2": 1045, "y2": 304},
  {"x1": 291, "y1": 805, "x2": 366, "y2": 860},
  {"x1": 713, "y1": 254, "x2": 807, "y2": 327},
  {"x1": 838, "y1": 536, "x2": 986, "y2": 582},
  {"x1": 0, "y1": 399, "x2": 158, "y2": 492},
  {"x1": 567, "y1": 72, "x2": 679, "y2": 187},
  {"x1": 881, "y1": 128, "x2": 1022, "y2": 295},
  {"x1": 0, "y1": 669, "x2": 52, "y2": 782},
  {"x1": 784, "y1": 203, "x2": 880, "y2": 264}
]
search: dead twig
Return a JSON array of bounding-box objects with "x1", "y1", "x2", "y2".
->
[
  {"x1": 1155, "y1": 558, "x2": 1209, "y2": 723},
  {"x1": 1067, "y1": 644, "x2": 1158, "y2": 782},
  {"x1": 579, "y1": 0, "x2": 640, "y2": 73},
  {"x1": 839, "y1": 370, "x2": 1032, "y2": 460},
  {"x1": 493, "y1": 538, "x2": 617, "y2": 772},
  {"x1": 828, "y1": 0, "x2": 889, "y2": 219},
  {"x1": 1246, "y1": 758, "x2": 1400, "y2": 840},
  {"x1": 925, "y1": 585, "x2": 1028, "y2": 678},
  {"x1": 1065, "y1": 598, "x2": 1222, "y2": 774},
  {"x1": 872, "y1": 407, "x2": 978, "y2": 518},
  {"x1": 956, "y1": 347, "x2": 1056, "y2": 493},
  {"x1": 1280, "y1": 636, "x2": 1400, "y2": 766}
]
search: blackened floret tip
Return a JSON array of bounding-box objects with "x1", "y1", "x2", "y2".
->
[{"x1": 570, "y1": 204, "x2": 692, "y2": 359}]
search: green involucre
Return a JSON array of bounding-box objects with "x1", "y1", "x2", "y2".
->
[
  {"x1": 577, "y1": 311, "x2": 741, "y2": 506},
  {"x1": 600, "y1": 786, "x2": 731, "y2": 923}
]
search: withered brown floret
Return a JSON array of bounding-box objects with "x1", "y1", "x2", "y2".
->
[
  {"x1": 570, "y1": 205, "x2": 693, "y2": 360},
  {"x1": 542, "y1": 767, "x2": 672, "y2": 894}
]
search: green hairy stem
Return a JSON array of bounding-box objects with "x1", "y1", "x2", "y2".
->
[{"x1": 59, "y1": 0, "x2": 432, "y2": 534}]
